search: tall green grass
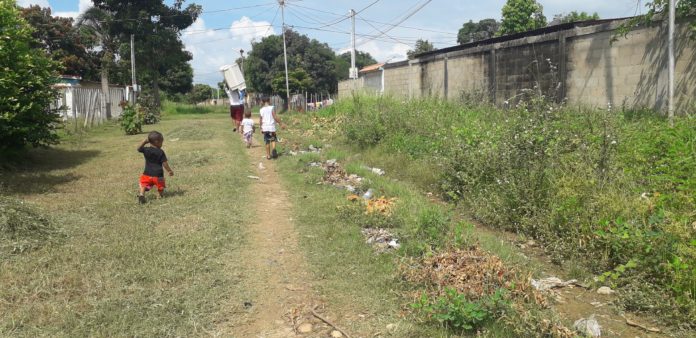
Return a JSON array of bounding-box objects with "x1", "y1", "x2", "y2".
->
[{"x1": 319, "y1": 95, "x2": 696, "y2": 327}]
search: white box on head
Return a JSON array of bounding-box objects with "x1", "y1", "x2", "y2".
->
[{"x1": 219, "y1": 64, "x2": 246, "y2": 91}]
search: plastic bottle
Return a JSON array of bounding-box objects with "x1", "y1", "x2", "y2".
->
[{"x1": 362, "y1": 188, "x2": 374, "y2": 200}]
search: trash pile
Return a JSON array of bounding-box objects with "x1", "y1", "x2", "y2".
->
[
  {"x1": 361, "y1": 228, "x2": 401, "y2": 252},
  {"x1": 315, "y1": 159, "x2": 364, "y2": 193},
  {"x1": 401, "y1": 247, "x2": 515, "y2": 299},
  {"x1": 288, "y1": 144, "x2": 322, "y2": 156}
]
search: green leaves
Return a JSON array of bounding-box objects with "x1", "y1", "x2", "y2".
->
[
  {"x1": 499, "y1": 0, "x2": 547, "y2": 35},
  {"x1": 0, "y1": 1, "x2": 61, "y2": 151},
  {"x1": 412, "y1": 288, "x2": 508, "y2": 332}
]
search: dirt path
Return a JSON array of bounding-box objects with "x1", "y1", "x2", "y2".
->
[{"x1": 230, "y1": 141, "x2": 323, "y2": 338}]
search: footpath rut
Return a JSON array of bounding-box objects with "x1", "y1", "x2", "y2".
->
[{"x1": 231, "y1": 139, "x2": 318, "y2": 338}]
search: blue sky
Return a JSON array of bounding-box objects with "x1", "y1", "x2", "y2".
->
[{"x1": 21, "y1": 0, "x2": 645, "y2": 85}]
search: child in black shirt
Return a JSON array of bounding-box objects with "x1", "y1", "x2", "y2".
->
[{"x1": 137, "y1": 131, "x2": 174, "y2": 204}]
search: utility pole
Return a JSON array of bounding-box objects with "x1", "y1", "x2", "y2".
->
[
  {"x1": 280, "y1": 0, "x2": 290, "y2": 108},
  {"x1": 668, "y1": 0, "x2": 676, "y2": 127},
  {"x1": 350, "y1": 9, "x2": 357, "y2": 79},
  {"x1": 130, "y1": 34, "x2": 137, "y2": 104}
]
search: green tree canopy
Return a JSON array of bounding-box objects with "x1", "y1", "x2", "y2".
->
[
  {"x1": 20, "y1": 5, "x2": 99, "y2": 81},
  {"x1": 272, "y1": 68, "x2": 313, "y2": 97},
  {"x1": 0, "y1": 1, "x2": 61, "y2": 151},
  {"x1": 92, "y1": 0, "x2": 201, "y2": 108},
  {"x1": 499, "y1": 0, "x2": 547, "y2": 35},
  {"x1": 187, "y1": 83, "x2": 213, "y2": 104},
  {"x1": 407, "y1": 39, "x2": 436, "y2": 59},
  {"x1": 550, "y1": 11, "x2": 599, "y2": 25},
  {"x1": 245, "y1": 29, "x2": 337, "y2": 99},
  {"x1": 335, "y1": 51, "x2": 377, "y2": 81},
  {"x1": 457, "y1": 19, "x2": 500, "y2": 44}
]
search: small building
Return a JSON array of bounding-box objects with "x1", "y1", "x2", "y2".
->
[{"x1": 359, "y1": 62, "x2": 385, "y2": 94}]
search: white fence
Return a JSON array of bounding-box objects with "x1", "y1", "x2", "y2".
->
[{"x1": 56, "y1": 86, "x2": 128, "y2": 129}]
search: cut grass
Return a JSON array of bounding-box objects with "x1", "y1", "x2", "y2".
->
[{"x1": 0, "y1": 110, "x2": 252, "y2": 336}]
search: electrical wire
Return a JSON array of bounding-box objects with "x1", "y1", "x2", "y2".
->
[{"x1": 357, "y1": 0, "x2": 432, "y2": 47}]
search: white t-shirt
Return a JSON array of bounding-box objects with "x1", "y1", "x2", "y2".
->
[
  {"x1": 241, "y1": 118, "x2": 254, "y2": 134},
  {"x1": 260, "y1": 106, "x2": 276, "y2": 132}
]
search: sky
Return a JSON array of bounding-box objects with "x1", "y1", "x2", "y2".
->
[{"x1": 20, "y1": 0, "x2": 646, "y2": 86}]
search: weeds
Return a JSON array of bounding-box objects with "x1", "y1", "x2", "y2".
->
[
  {"x1": 0, "y1": 196, "x2": 63, "y2": 255},
  {"x1": 291, "y1": 94, "x2": 696, "y2": 329}
]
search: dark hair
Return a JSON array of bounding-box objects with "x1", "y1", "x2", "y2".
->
[
  {"x1": 148, "y1": 131, "x2": 164, "y2": 143},
  {"x1": 261, "y1": 96, "x2": 271, "y2": 103},
  {"x1": 244, "y1": 111, "x2": 252, "y2": 118}
]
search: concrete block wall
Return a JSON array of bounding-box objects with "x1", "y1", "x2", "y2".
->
[
  {"x1": 383, "y1": 64, "x2": 410, "y2": 97},
  {"x1": 567, "y1": 23, "x2": 695, "y2": 111},
  {"x1": 447, "y1": 53, "x2": 489, "y2": 100},
  {"x1": 338, "y1": 20, "x2": 695, "y2": 113}
]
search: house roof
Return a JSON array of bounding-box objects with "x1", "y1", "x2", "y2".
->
[{"x1": 359, "y1": 63, "x2": 385, "y2": 73}]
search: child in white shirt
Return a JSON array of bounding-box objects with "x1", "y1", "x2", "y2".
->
[
  {"x1": 259, "y1": 96, "x2": 285, "y2": 159},
  {"x1": 241, "y1": 111, "x2": 254, "y2": 148}
]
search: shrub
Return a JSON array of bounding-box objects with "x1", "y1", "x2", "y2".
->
[
  {"x1": 412, "y1": 287, "x2": 508, "y2": 332},
  {"x1": 0, "y1": 1, "x2": 61, "y2": 152},
  {"x1": 332, "y1": 94, "x2": 696, "y2": 325},
  {"x1": 138, "y1": 92, "x2": 161, "y2": 125},
  {"x1": 120, "y1": 104, "x2": 143, "y2": 135}
]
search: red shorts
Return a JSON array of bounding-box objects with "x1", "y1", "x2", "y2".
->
[
  {"x1": 139, "y1": 175, "x2": 165, "y2": 192},
  {"x1": 230, "y1": 105, "x2": 244, "y2": 122}
]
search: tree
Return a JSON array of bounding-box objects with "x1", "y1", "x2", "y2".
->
[
  {"x1": 457, "y1": 19, "x2": 500, "y2": 44},
  {"x1": 20, "y1": 5, "x2": 99, "y2": 81},
  {"x1": 187, "y1": 83, "x2": 214, "y2": 104},
  {"x1": 271, "y1": 68, "x2": 313, "y2": 97},
  {"x1": 92, "y1": 0, "x2": 201, "y2": 108},
  {"x1": 335, "y1": 51, "x2": 377, "y2": 81},
  {"x1": 245, "y1": 29, "x2": 337, "y2": 102},
  {"x1": 77, "y1": 7, "x2": 119, "y2": 119},
  {"x1": 0, "y1": 1, "x2": 61, "y2": 151},
  {"x1": 618, "y1": 1, "x2": 696, "y2": 36},
  {"x1": 159, "y1": 61, "x2": 194, "y2": 95},
  {"x1": 407, "y1": 39, "x2": 436, "y2": 58},
  {"x1": 499, "y1": 0, "x2": 547, "y2": 35},
  {"x1": 550, "y1": 11, "x2": 599, "y2": 25}
]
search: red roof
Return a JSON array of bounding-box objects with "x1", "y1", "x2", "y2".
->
[{"x1": 359, "y1": 63, "x2": 385, "y2": 73}]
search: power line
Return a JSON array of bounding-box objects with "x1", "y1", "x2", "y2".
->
[
  {"x1": 264, "y1": 4, "x2": 282, "y2": 35},
  {"x1": 98, "y1": 3, "x2": 277, "y2": 23},
  {"x1": 357, "y1": 0, "x2": 432, "y2": 47},
  {"x1": 288, "y1": 1, "x2": 454, "y2": 36},
  {"x1": 314, "y1": 0, "x2": 381, "y2": 29}
]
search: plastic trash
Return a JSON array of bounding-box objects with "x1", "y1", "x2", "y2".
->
[
  {"x1": 388, "y1": 239, "x2": 401, "y2": 249},
  {"x1": 371, "y1": 167, "x2": 385, "y2": 176},
  {"x1": 574, "y1": 315, "x2": 601, "y2": 337},
  {"x1": 362, "y1": 188, "x2": 374, "y2": 200},
  {"x1": 531, "y1": 277, "x2": 579, "y2": 291}
]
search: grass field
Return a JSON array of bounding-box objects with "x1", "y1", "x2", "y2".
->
[{"x1": 0, "y1": 110, "x2": 253, "y2": 336}]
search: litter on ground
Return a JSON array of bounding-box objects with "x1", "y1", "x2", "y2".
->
[
  {"x1": 531, "y1": 277, "x2": 580, "y2": 291},
  {"x1": 361, "y1": 228, "x2": 400, "y2": 252},
  {"x1": 573, "y1": 315, "x2": 601, "y2": 337}
]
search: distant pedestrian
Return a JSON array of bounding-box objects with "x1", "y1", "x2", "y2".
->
[
  {"x1": 241, "y1": 110, "x2": 255, "y2": 148},
  {"x1": 137, "y1": 131, "x2": 174, "y2": 204},
  {"x1": 225, "y1": 85, "x2": 245, "y2": 133},
  {"x1": 259, "y1": 96, "x2": 286, "y2": 160}
]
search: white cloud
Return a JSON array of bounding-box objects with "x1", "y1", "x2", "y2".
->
[
  {"x1": 182, "y1": 16, "x2": 275, "y2": 86},
  {"x1": 54, "y1": 0, "x2": 91, "y2": 20},
  {"x1": 17, "y1": 0, "x2": 49, "y2": 7}
]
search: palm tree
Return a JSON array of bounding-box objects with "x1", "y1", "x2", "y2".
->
[{"x1": 77, "y1": 7, "x2": 118, "y2": 119}]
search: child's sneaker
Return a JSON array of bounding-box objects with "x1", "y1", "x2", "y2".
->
[
  {"x1": 271, "y1": 148, "x2": 278, "y2": 159},
  {"x1": 138, "y1": 195, "x2": 146, "y2": 204}
]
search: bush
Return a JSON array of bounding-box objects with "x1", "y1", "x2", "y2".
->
[
  {"x1": 138, "y1": 92, "x2": 161, "y2": 125},
  {"x1": 412, "y1": 287, "x2": 508, "y2": 332},
  {"x1": 120, "y1": 104, "x2": 143, "y2": 135},
  {"x1": 0, "y1": 1, "x2": 61, "y2": 152}
]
